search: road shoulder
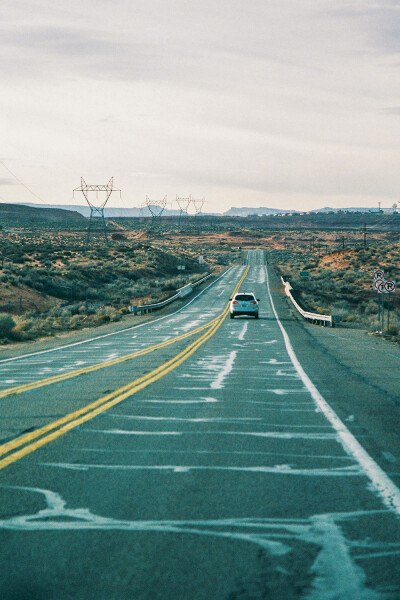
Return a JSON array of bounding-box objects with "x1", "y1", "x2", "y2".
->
[{"x1": 268, "y1": 268, "x2": 400, "y2": 487}]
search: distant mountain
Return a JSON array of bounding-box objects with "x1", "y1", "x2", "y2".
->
[
  {"x1": 22, "y1": 203, "x2": 181, "y2": 217},
  {"x1": 0, "y1": 203, "x2": 85, "y2": 224},
  {"x1": 223, "y1": 206, "x2": 292, "y2": 216},
  {"x1": 4, "y1": 202, "x2": 382, "y2": 221},
  {"x1": 309, "y1": 207, "x2": 378, "y2": 213}
]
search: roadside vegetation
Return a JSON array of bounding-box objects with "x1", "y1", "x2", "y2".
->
[
  {"x1": 272, "y1": 234, "x2": 400, "y2": 343},
  {"x1": 1, "y1": 212, "x2": 399, "y2": 345},
  {"x1": 0, "y1": 229, "x2": 234, "y2": 343}
]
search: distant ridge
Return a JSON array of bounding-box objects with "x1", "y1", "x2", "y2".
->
[
  {"x1": 21, "y1": 203, "x2": 180, "y2": 217},
  {"x1": 3, "y1": 202, "x2": 380, "y2": 219},
  {"x1": 223, "y1": 206, "x2": 292, "y2": 216},
  {"x1": 0, "y1": 202, "x2": 85, "y2": 224}
]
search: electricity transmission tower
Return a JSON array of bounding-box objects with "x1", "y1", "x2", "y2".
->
[
  {"x1": 73, "y1": 177, "x2": 120, "y2": 249},
  {"x1": 146, "y1": 195, "x2": 167, "y2": 237},
  {"x1": 192, "y1": 197, "x2": 206, "y2": 229},
  {"x1": 175, "y1": 195, "x2": 192, "y2": 229}
]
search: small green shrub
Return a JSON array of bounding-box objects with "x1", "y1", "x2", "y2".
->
[{"x1": 0, "y1": 313, "x2": 16, "y2": 338}]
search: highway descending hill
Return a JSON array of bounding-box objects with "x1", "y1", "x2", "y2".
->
[{"x1": 0, "y1": 249, "x2": 399, "y2": 599}]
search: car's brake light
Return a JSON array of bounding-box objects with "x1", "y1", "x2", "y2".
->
[
  {"x1": 232, "y1": 301, "x2": 239, "y2": 304},
  {"x1": 250, "y1": 301, "x2": 257, "y2": 305}
]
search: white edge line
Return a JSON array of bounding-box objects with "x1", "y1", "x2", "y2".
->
[
  {"x1": 0, "y1": 266, "x2": 237, "y2": 365},
  {"x1": 266, "y1": 265, "x2": 400, "y2": 516}
]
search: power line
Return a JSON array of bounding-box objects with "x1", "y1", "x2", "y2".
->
[{"x1": 0, "y1": 160, "x2": 46, "y2": 203}]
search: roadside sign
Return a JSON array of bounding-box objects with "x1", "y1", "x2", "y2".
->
[
  {"x1": 177, "y1": 265, "x2": 186, "y2": 271},
  {"x1": 374, "y1": 269, "x2": 384, "y2": 280},
  {"x1": 377, "y1": 281, "x2": 386, "y2": 293},
  {"x1": 374, "y1": 278, "x2": 384, "y2": 291},
  {"x1": 384, "y1": 280, "x2": 396, "y2": 293}
]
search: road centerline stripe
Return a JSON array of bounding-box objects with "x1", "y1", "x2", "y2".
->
[{"x1": 0, "y1": 267, "x2": 249, "y2": 471}]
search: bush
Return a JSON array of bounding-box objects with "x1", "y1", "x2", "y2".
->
[{"x1": 0, "y1": 313, "x2": 16, "y2": 338}]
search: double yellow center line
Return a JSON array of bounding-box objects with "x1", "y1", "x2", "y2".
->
[{"x1": 0, "y1": 267, "x2": 249, "y2": 471}]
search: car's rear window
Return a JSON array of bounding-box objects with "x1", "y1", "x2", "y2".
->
[{"x1": 235, "y1": 294, "x2": 255, "y2": 301}]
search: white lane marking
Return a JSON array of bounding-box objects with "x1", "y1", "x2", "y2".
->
[
  {"x1": 210, "y1": 351, "x2": 237, "y2": 389},
  {"x1": 0, "y1": 267, "x2": 237, "y2": 365},
  {"x1": 266, "y1": 266, "x2": 400, "y2": 516},
  {"x1": 238, "y1": 322, "x2": 248, "y2": 341}
]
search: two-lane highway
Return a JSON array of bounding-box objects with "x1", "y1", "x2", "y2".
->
[{"x1": 0, "y1": 251, "x2": 399, "y2": 599}]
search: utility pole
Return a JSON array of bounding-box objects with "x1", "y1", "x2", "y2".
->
[{"x1": 363, "y1": 223, "x2": 367, "y2": 249}]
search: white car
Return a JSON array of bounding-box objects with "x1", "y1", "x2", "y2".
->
[{"x1": 229, "y1": 292, "x2": 259, "y2": 319}]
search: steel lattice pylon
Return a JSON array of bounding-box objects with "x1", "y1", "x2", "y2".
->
[
  {"x1": 175, "y1": 195, "x2": 192, "y2": 229},
  {"x1": 73, "y1": 177, "x2": 121, "y2": 249},
  {"x1": 192, "y1": 196, "x2": 206, "y2": 224},
  {"x1": 145, "y1": 195, "x2": 167, "y2": 237}
]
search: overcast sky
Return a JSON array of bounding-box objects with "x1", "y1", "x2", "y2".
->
[{"x1": 1, "y1": 0, "x2": 400, "y2": 213}]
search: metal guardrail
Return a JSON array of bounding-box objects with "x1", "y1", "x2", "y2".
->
[
  {"x1": 129, "y1": 273, "x2": 213, "y2": 315},
  {"x1": 281, "y1": 276, "x2": 333, "y2": 327}
]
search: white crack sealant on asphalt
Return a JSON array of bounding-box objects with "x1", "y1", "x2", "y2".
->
[
  {"x1": 40, "y1": 463, "x2": 364, "y2": 477},
  {"x1": 105, "y1": 415, "x2": 260, "y2": 424},
  {"x1": 142, "y1": 397, "x2": 219, "y2": 404},
  {"x1": 238, "y1": 322, "x2": 248, "y2": 341},
  {"x1": 79, "y1": 448, "x2": 354, "y2": 461},
  {"x1": 210, "y1": 351, "x2": 237, "y2": 389},
  {"x1": 0, "y1": 486, "x2": 390, "y2": 598},
  {"x1": 80, "y1": 429, "x2": 338, "y2": 441},
  {"x1": 266, "y1": 266, "x2": 400, "y2": 516}
]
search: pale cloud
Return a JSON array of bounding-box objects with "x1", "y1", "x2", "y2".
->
[{"x1": 0, "y1": 0, "x2": 400, "y2": 212}]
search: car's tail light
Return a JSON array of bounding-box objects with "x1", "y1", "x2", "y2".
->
[
  {"x1": 250, "y1": 301, "x2": 257, "y2": 305},
  {"x1": 232, "y1": 301, "x2": 238, "y2": 304}
]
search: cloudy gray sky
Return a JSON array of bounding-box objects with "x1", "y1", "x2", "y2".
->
[{"x1": 1, "y1": 0, "x2": 400, "y2": 212}]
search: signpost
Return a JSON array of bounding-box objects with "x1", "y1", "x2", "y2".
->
[
  {"x1": 384, "y1": 280, "x2": 396, "y2": 331},
  {"x1": 373, "y1": 269, "x2": 396, "y2": 333}
]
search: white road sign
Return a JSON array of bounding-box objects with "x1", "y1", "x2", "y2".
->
[
  {"x1": 377, "y1": 281, "x2": 386, "y2": 293},
  {"x1": 373, "y1": 269, "x2": 384, "y2": 280},
  {"x1": 374, "y1": 278, "x2": 384, "y2": 291},
  {"x1": 384, "y1": 280, "x2": 396, "y2": 293}
]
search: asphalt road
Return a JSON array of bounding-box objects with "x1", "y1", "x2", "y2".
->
[{"x1": 0, "y1": 249, "x2": 399, "y2": 600}]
